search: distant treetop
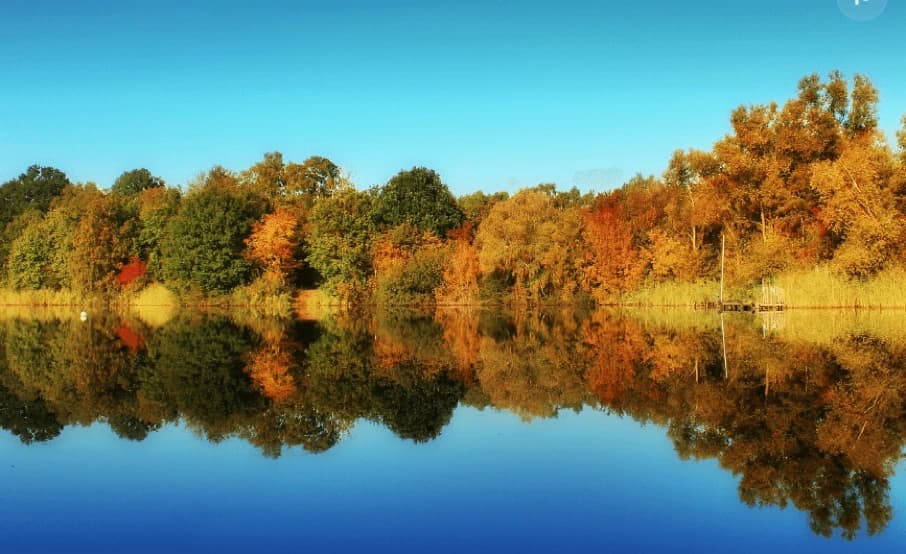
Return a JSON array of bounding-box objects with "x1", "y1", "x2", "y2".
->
[{"x1": 111, "y1": 168, "x2": 164, "y2": 196}]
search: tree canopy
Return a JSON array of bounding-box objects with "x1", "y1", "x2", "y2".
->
[{"x1": 375, "y1": 167, "x2": 464, "y2": 237}]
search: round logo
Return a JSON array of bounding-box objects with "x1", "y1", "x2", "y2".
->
[{"x1": 837, "y1": 0, "x2": 888, "y2": 21}]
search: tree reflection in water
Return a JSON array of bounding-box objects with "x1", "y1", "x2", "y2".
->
[{"x1": 1, "y1": 307, "x2": 904, "y2": 539}]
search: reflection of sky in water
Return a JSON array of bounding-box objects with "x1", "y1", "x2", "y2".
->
[{"x1": 2, "y1": 408, "x2": 904, "y2": 553}]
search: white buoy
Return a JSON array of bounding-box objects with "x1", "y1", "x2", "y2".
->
[{"x1": 80, "y1": 311, "x2": 88, "y2": 322}]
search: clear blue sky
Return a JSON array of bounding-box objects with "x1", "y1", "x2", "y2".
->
[{"x1": 1, "y1": 0, "x2": 904, "y2": 195}]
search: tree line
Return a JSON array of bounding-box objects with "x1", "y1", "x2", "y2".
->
[{"x1": 2, "y1": 71, "x2": 906, "y2": 306}]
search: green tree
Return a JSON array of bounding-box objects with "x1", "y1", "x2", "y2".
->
[
  {"x1": 244, "y1": 152, "x2": 343, "y2": 204},
  {"x1": 147, "y1": 317, "x2": 262, "y2": 437},
  {"x1": 161, "y1": 179, "x2": 266, "y2": 292},
  {"x1": 0, "y1": 166, "x2": 70, "y2": 272},
  {"x1": 457, "y1": 190, "x2": 509, "y2": 231},
  {"x1": 138, "y1": 187, "x2": 182, "y2": 281},
  {"x1": 243, "y1": 152, "x2": 286, "y2": 199},
  {"x1": 375, "y1": 167, "x2": 464, "y2": 236},
  {"x1": 111, "y1": 168, "x2": 164, "y2": 196},
  {"x1": 7, "y1": 209, "x2": 75, "y2": 290},
  {"x1": 0, "y1": 165, "x2": 70, "y2": 229},
  {"x1": 285, "y1": 155, "x2": 342, "y2": 198},
  {"x1": 306, "y1": 188, "x2": 376, "y2": 299}
]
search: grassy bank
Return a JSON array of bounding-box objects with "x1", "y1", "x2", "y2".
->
[
  {"x1": 620, "y1": 280, "x2": 722, "y2": 307},
  {"x1": 617, "y1": 266, "x2": 906, "y2": 309},
  {"x1": 769, "y1": 267, "x2": 906, "y2": 309}
]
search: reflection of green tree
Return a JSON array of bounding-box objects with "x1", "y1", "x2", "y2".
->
[
  {"x1": 147, "y1": 317, "x2": 263, "y2": 440},
  {"x1": 108, "y1": 414, "x2": 160, "y2": 442},
  {"x1": 302, "y1": 316, "x2": 464, "y2": 443},
  {"x1": 3, "y1": 320, "x2": 69, "y2": 405},
  {"x1": 0, "y1": 385, "x2": 62, "y2": 443},
  {"x1": 371, "y1": 365, "x2": 464, "y2": 443},
  {"x1": 241, "y1": 401, "x2": 349, "y2": 458},
  {"x1": 0, "y1": 316, "x2": 151, "y2": 437}
]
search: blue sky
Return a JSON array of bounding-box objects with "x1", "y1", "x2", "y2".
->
[{"x1": 1, "y1": 0, "x2": 904, "y2": 195}]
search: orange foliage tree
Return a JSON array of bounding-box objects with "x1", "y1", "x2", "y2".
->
[
  {"x1": 580, "y1": 194, "x2": 645, "y2": 300},
  {"x1": 244, "y1": 207, "x2": 303, "y2": 285}
]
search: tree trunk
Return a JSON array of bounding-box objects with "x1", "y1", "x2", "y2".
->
[{"x1": 760, "y1": 207, "x2": 767, "y2": 243}]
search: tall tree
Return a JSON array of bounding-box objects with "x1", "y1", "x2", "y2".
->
[
  {"x1": 161, "y1": 175, "x2": 267, "y2": 292},
  {"x1": 475, "y1": 189, "x2": 584, "y2": 301},
  {"x1": 306, "y1": 188, "x2": 377, "y2": 300}
]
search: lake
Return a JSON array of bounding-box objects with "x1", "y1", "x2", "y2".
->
[{"x1": 1, "y1": 307, "x2": 905, "y2": 552}]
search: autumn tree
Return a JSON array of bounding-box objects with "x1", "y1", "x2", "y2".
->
[
  {"x1": 897, "y1": 115, "x2": 906, "y2": 165},
  {"x1": 810, "y1": 137, "x2": 903, "y2": 277},
  {"x1": 6, "y1": 184, "x2": 104, "y2": 290},
  {"x1": 663, "y1": 148, "x2": 723, "y2": 256},
  {"x1": 244, "y1": 207, "x2": 303, "y2": 286},
  {"x1": 372, "y1": 226, "x2": 448, "y2": 307},
  {"x1": 435, "y1": 230, "x2": 482, "y2": 305},
  {"x1": 580, "y1": 193, "x2": 645, "y2": 298},
  {"x1": 475, "y1": 189, "x2": 584, "y2": 302},
  {"x1": 67, "y1": 191, "x2": 135, "y2": 293}
]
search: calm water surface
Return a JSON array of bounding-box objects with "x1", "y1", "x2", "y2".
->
[{"x1": 1, "y1": 308, "x2": 905, "y2": 552}]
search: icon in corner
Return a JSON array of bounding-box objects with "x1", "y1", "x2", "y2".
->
[{"x1": 838, "y1": 0, "x2": 888, "y2": 21}]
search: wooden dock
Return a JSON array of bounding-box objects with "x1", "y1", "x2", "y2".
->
[{"x1": 692, "y1": 300, "x2": 784, "y2": 312}]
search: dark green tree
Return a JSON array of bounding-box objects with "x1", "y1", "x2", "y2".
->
[
  {"x1": 161, "y1": 183, "x2": 266, "y2": 292},
  {"x1": 306, "y1": 188, "x2": 376, "y2": 298},
  {"x1": 0, "y1": 166, "x2": 70, "y2": 272},
  {"x1": 138, "y1": 187, "x2": 182, "y2": 280},
  {"x1": 146, "y1": 317, "x2": 262, "y2": 437},
  {"x1": 375, "y1": 167, "x2": 464, "y2": 236},
  {"x1": 0, "y1": 385, "x2": 63, "y2": 444},
  {"x1": 0, "y1": 165, "x2": 70, "y2": 229},
  {"x1": 111, "y1": 168, "x2": 164, "y2": 196}
]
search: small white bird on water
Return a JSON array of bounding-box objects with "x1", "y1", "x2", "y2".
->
[{"x1": 80, "y1": 310, "x2": 87, "y2": 322}]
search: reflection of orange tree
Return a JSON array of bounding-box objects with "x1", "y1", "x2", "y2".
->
[
  {"x1": 581, "y1": 311, "x2": 649, "y2": 408},
  {"x1": 435, "y1": 306, "x2": 481, "y2": 384},
  {"x1": 472, "y1": 310, "x2": 591, "y2": 419},
  {"x1": 245, "y1": 348, "x2": 297, "y2": 403},
  {"x1": 621, "y1": 316, "x2": 905, "y2": 539}
]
